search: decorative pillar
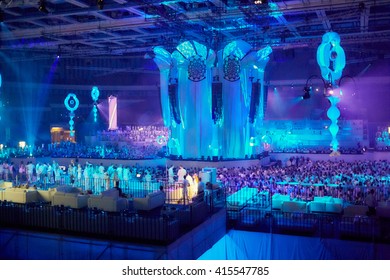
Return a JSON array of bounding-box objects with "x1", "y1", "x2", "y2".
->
[
  {"x1": 64, "y1": 93, "x2": 79, "y2": 138},
  {"x1": 108, "y1": 95, "x2": 118, "y2": 131},
  {"x1": 327, "y1": 96, "x2": 340, "y2": 156},
  {"x1": 317, "y1": 32, "x2": 345, "y2": 156},
  {"x1": 91, "y1": 86, "x2": 100, "y2": 122}
]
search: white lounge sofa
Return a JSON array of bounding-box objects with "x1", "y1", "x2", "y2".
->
[
  {"x1": 308, "y1": 196, "x2": 343, "y2": 214},
  {"x1": 133, "y1": 191, "x2": 166, "y2": 211},
  {"x1": 2, "y1": 187, "x2": 38, "y2": 204},
  {"x1": 271, "y1": 194, "x2": 290, "y2": 210},
  {"x1": 0, "y1": 181, "x2": 13, "y2": 189},
  {"x1": 37, "y1": 188, "x2": 58, "y2": 203},
  {"x1": 88, "y1": 188, "x2": 128, "y2": 212},
  {"x1": 281, "y1": 200, "x2": 308, "y2": 213},
  {"x1": 51, "y1": 186, "x2": 88, "y2": 209}
]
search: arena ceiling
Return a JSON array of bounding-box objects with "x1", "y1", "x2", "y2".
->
[{"x1": 1, "y1": 0, "x2": 390, "y2": 62}]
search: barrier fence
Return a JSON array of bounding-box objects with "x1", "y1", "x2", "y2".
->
[
  {"x1": 0, "y1": 188, "x2": 225, "y2": 245},
  {"x1": 229, "y1": 209, "x2": 390, "y2": 243},
  {"x1": 2, "y1": 179, "x2": 390, "y2": 245}
]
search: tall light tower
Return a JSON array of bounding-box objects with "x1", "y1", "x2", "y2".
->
[
  {"x1": 108, "y1": 95, "x2": 118, "y2": 131},
  {"x1": 317, "y1": 32, "x2": 346, "y2": 156}
]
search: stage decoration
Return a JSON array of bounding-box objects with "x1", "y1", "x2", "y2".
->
[
  {"x1": 64, "y1": 93, "x2": 79, "y2": 137},
  {"x1": 188, "y1": 55, "x2": 206, "y2": 82},
  {"x1": 91, "y1": 86, "x2": 100, "y2": 122},
  {"x1": 316, "y1": 32, "x2": 346, "y2": 85},
  {"x1": 218, "y1": 41, "x2": 272, "y2": 158},
  {"x1": 156, "y1": 135, "x2": 167, "y2": 145},
  {"x1": 261, "y1": 135, "x2": 272, "y2": 151},
  {"x1": 153, "y1": 40, "x2": 272, "y2": 159},
  {"x1": 212, "y1": 82, "x2": 223, "y2": 125},
  {"x1": 170, "y1": 40, "x2": 216, "y2": 158},
  {"x1": 327, "y1": 95, "x2": 341, "y2": 156},
  {"x1": 168, "y1": 83, "x2": 181, "y2": 124},
  {"x1": 0, "y1": 73, "x2": 1, "y2": 122},
  {"x1": 249, "y1": 81, "x2": 260, "y2": 124},
  {"x1": 153, "y1": 46, "x2": 173, "y2": 127},
  {"x1": 108, "y1": 95, "x2": 118, "y2": 130},
  {"x1": 249, "y1": 137, "x2": 257, "y2": 147},
  {"x1": 223, "y1": 54, "x2": 240, "y2": 82},
  {"x1": 316, "y1": 33, "x2": 347, "y2": 155}
]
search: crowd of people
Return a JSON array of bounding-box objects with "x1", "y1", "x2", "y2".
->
[
  {"x1": 97, "y1": 125, "x2": 169, "y2": 145},
  {"x1": 216, "y1": 157, "x2": 390, "y2": 205},
  {"x1": 270, "y1": 146, "x2": 364, "y2": 154},
  {"x1": 0, "y1": 159, "x2": 167, "y2": 192},
  {"x1": 1, "y1": 155, "x2": 390, "y2": 209},
  {"x1": 0, "y1": 141, "x2": 166, "y2": 160},
  {"x1": 375, "y1": 125, "x2": 390, "y2": 151}
]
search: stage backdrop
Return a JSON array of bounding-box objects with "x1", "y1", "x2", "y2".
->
[{"x1": 154, "y1": 40, "x2": 272, "y2": 159}]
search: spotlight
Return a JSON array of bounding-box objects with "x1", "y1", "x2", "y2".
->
[
  {"x1": 56, "y1": 46, "x2": 61, "y2": 58},
  {"x1": 56, "y1": 51, "x2": 60, "y2": 58},
  {"x1": 97, "y1": 0, "x2": 104, "y2": 10},
  {"x1": 324, "y1": 83, "x2": 333, "y2": 97},
  {"x1": 302, "y1": 86, "x2": 311, "y2": 99},
  {"x1": 38, "y1": 0, "x2": 49, "y2": 14},
  {"x1": 254, "y1": 0, "x2": 268, "y2": 4},
  {"x1": 19, "y1": 141, "x2": 27, "y2": 149}
]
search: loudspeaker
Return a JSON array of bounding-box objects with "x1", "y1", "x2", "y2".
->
[{"x1": 212, "y1": 156, "x2": 218, "y2": 162}]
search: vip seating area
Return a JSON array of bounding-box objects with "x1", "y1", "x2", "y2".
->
[
  {"x1": 227, "y1": 187, "x2": 390, "y2": 243},
  {"x1": 133, "y1": 191, "x2": 166, "y2": 211},
  {"x1": 0, "y1": 181, "x2": 224, "y2": 245},
  {"x1": 232, "y1": 207, "x2": 390, "y2": 243},
  {"x1": 1, "y1": 179, "x2": 390, "y2": 245},
  {"x1": 88, "y1": 188, "x2": 129, "y2": 212},
  {"x1": 272, "y1": 195, "x2": 343, "y2": 214}
]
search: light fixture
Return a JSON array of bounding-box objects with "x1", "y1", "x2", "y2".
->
[
  {"x1": 303, "y1": 74, "x2": 327, "y2": 99},
  {"x1": 97, "y1": 0, "x2": 104, "y2": 10},
  {"x1": 19, "y1": 141, "x2": 27, "y2": 149},
  {"x1": 254, "y1": 0, "x2": 268, "y2": 4},
  {"x1": 302, "y1": 86, "x2": 311, "y2": 99},
  {"x1": 56, "y1": 45, "x2": 61, "y2": 58},
  {"x1": 324, "y1": 82, "x2": 333, "y2": 97},
  {"x1": 38, "y1": 0, "x2": 49, "y2": 14}
]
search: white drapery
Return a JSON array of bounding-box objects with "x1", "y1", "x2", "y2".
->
[{"x1": 153, "y1": 41, "x2": 272, "y2": 159}]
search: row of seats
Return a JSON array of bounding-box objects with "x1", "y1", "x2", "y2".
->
[
  {"x1": 0, "y1": 185, "x2": 127, "y2": 211},
  {"x1": 0, "y1": 183, "x2": 163, "y2": 213},
  {"x1": 271, "y1": 194, "x2": 390, "y2": 218}
]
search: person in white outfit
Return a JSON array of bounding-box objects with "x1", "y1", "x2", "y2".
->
[
  {"x1": 77, "y1": 164, "x2": 82, "y2": 186},
  {"x1": 123, "y1": 166, "x2": 130, "y2": 189},
  {"x1": 168, "y1": 165, "x2": 175, "y2": 185},
  {"x1": 54, "y1": 165, "x2": 62, "y2": 185},
  {"x1": 26, "y1": 162, "x2": 35, "y2": 184},
  {"x1": 104, "y1": 172, "x2": 110, "y2": 190},
  {"x1": 177, "y1": 165, "x2": 187, "y2": 183}
]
